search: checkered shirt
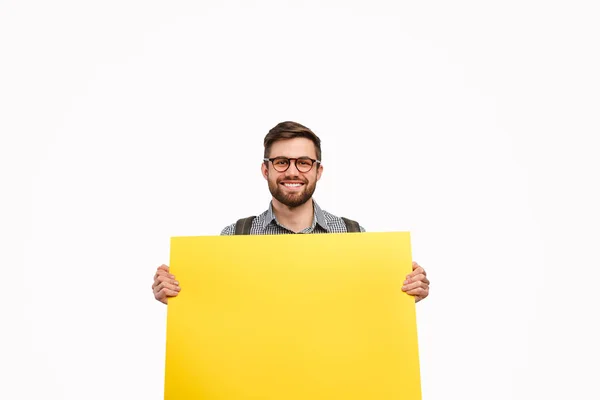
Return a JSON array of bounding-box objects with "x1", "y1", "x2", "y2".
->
[{"x1": 220, "y1": 200, "x2": 365, "y2": 235}]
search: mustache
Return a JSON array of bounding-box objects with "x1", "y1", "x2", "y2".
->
[{"x1": 276, "y1": 175, "x2": 308, "y2": 184}]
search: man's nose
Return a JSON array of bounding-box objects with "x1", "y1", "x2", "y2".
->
[{"x1": 287, "y1": 159, "x2": 301, "y2": 174}]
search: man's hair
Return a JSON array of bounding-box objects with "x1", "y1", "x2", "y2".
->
[{"x1": 263, "y1": 121, "x2": 322, "y2": 161}]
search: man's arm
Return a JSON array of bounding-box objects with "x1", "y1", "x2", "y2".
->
[{"x1": 220, "y1": 223, "x2": 235, "y2": 235}]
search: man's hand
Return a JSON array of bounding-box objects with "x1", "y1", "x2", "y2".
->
[
  {"x1": 152, "y1": 264, "x2": 181, "y2": 304},
  {"x1": 402, "y1": 261, "x2": 430, "y2": 302}
]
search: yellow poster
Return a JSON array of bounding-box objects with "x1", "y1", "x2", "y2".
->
[{"x1": 165, "y1": 232, "x2": 421, "y2": 400}]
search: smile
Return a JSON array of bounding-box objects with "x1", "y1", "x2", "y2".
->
[{"x1": 281, "y1": 182, "x2": 305, "y2": 189}]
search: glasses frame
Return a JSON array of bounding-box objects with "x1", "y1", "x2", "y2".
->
[{"x1": 263, "y1": 157, "x2": 321, "y2": 173}]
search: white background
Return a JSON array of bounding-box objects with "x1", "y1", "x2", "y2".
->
[{"x1": 1, "y1": 1, "x2": 599, "y2": 399}]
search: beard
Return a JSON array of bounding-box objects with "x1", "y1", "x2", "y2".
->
[{"x1": 268, "y1": 174, "x2": 316, "y2": 208}]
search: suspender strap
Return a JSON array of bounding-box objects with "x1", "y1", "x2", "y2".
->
[
  {"x1": 341, "y1": 217, "x2": 361, "y2": 233},
  {"x1": 234, "y1": 216, "x2": 256, "y2": 235}
]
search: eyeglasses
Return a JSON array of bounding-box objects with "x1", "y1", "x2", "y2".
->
[{"x1": 263, "y1": 157, "x2": 321, "y2": 173}]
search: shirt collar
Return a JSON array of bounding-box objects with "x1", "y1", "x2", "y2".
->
[
  {"x1": 313, "y1": 201, "x2": 329, "y2": 231},
  {"x1": 263, "y1": 200, "x2": 331, "y2": 232}
]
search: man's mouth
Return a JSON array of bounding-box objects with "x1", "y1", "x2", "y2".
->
[{"x1": 280, "y1": 181, "x2": 305, "y2": 189}]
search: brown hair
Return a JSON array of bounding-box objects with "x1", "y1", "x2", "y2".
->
[{"x1": 263, "y1": 121, "x2": 322, "y2": 161}]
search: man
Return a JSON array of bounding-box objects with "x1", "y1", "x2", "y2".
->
[{"x1": 152, "y1": 121, "x2": 430, "y2": 303}]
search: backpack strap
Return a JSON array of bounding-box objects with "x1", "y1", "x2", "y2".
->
[
  {"x1": 341, "y1": 217, "x2": 361, "y2": 233},
  {"x1": 234, "y1": 216, "x2": 256, "y2": 235}
]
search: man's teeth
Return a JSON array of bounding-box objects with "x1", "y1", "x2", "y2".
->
[{"x1": 284, "y1": 183, "x2": 302, "y2": 187}]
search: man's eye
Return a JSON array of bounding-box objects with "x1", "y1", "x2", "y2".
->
[
  {"x1": 274, "y1": 159, "x2": 289, "y2": 165},
  {"x1": 298, "y1": 159, "x2": 311, "y2": 166}
]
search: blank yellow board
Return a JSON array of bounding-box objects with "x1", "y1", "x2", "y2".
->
[{"x1": 165, "y1": 232, "x2": 421, "y2": 400}]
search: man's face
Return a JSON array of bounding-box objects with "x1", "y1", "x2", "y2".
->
[{"x1": 262, "y1": 137, "x2": 323, "y2": 208}]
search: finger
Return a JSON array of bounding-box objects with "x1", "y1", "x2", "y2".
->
[
  {"x1": 407, "y1": 266, "x2": 425, "y2": 278},
  {"x1": 404, "y1": 274, "x2": 426, "y2": 285},
  {"x1": 153, "y1": 264, "x2": 170, "y2": 278},
  {"x1": 405, "y1": 287, "x2": 428, "y2": 298},
  {"x1": 153, "y1": 271, "x2": 176, "y2": 286},
  {"x1": 158, "y1": 264, "x2": 169, "y2": 272},
  {"x1": 153, "y1": 279, "x2": 180, "y2": 294},
  {"x1": 156, "y1": 269, "x2": 173, "y2": 277},
  {"x1": 152, "y1": 274, "x2": 175, "y2": 289},
  {"x1": 411, "y1": 262, "x2": 426, "y2": 275},
  {"x1": 153, "y1": 269, "x2": 176, "y2": 283},
  {"x1": 155, "y1": 287, "x2": 180, "y2": 304},
  {"x1": 153, "y1": 279, "x2": 181, "y2": 295},
  {"x1": 402, "y1": 280, "x2": 428, "y2": 292},
  {"x1": 158, "y1": 287, "x2": 180, "y2": 299}
]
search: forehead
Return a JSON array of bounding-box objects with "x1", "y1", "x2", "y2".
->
[{"x1": 269, "y1": 137, "x2": 317, "y2": 158}]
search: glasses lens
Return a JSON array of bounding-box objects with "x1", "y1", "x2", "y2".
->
[
  {"x1": 272, "y1": 157, "x2": 290, "y2": 172},
  {"x1": 296, "y1": 158, "x2": 314, "y2": 172}
]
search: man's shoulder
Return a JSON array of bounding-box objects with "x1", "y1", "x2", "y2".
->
[
  {"x1": 319, "y1": 208, "x2": 366, "y2": 233},
  {"x1": 220, "y1": 223, "x2": 236, "y2": 236},
  {"x1": 220, "y1": 209, "x2": 270, "y2": 236},
  {"x1": 320, "y1": 208, "x2": 343, "y2": 222}
]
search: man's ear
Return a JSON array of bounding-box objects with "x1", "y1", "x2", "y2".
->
[
  {"x1": 261, "y1": 162, "x2": 269, "y2": 180},
  {"x1": 316, "y1": 163, "x2": 323, "y2": 181}
]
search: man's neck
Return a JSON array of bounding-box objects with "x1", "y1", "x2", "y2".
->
[{"x1": 271, "y1": 198, "x2": 314, "y2": 233}]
